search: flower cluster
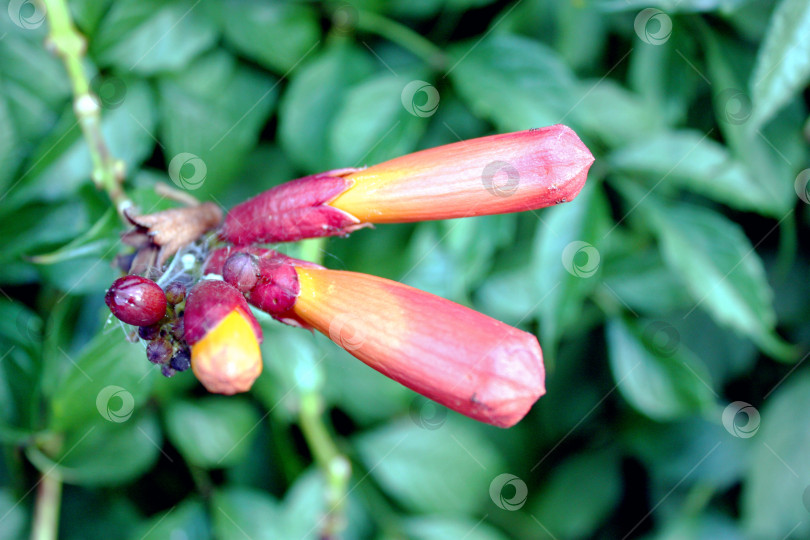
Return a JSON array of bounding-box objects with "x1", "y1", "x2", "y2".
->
[{"x1": 106, "y1": 125, "x2": 594, "y2": 427}]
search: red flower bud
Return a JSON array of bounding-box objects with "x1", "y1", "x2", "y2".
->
[
  {"x1": 221, "y1": 125, "x2": 594, "y2": 245},
  {"x1": 105, "y1": 275, "x2": 167, "y2": 326},
  {"x1": 184, "y1": 280, "x2": 263, "y2": 395}
]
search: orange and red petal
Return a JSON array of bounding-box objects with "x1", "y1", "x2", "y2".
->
[
  {"x1": 330, "y1": 124, "x2": 594, "y2": 223},
  {"x1": 292, "y1": 268, "x2": 545, "y2": 428}
]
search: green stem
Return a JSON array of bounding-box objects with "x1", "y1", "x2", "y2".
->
[
  {"x1": 354, "y1": 10, "x2": 447, "y2": 70},
  {"x1": 43, "y1": 0, "x2": 130, "y2": 219},
  {"x1": 30, "y1": 468, "x2": 62, "y2": 540},
  {"x1": 298, "y1": 392, "x2": 351, "y2": 540}
]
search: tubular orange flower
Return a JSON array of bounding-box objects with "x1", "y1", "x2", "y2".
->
[
  {"x1": 221, "y1": 124, "x2": 594, "y2": 245},
  {"x1": 293, "y1": 268, "x2": 545, "y2": 428},
  {"x1": 221, "y1": 250, "x2": 544, "y2": 428},
  {"x1": 184, "y1": 280, "x2": 263, "y2": 395}
]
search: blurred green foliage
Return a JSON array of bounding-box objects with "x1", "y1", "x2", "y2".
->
[{"x1": 1, "y1": 0, "x2": 809, "y2": 539}]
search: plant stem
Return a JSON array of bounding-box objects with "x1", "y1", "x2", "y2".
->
[
  {"x1": 354, "y1": 10, "x2": 447, "y2": 70},
  {"x1": 43, "y1": 0, "x2": 130, "y2": 219},
  {"x1": 30, "y1": 468, "x2": 62, "y2": 540},
  {"x1": 298, "y1": 391, "x2": 351, "y2": 540}
]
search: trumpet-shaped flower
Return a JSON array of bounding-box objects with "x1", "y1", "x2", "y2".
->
[
  {"x1": 222, "y1": 125, "x2": 593, "y2": 245},
  {"x1": 222, "y1": 251, "x2": 544, "y2": 427}
]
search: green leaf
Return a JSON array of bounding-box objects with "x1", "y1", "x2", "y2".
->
[
  {"x1": 606, "y1": 317, "x2": 716, "y2": 420},
  {"x1": 49, "y1": 329, "x2": 156, "y2": 432},
  {"x1": 402, "y1": 516, "x2": 510, "y2": 540},
  {"x1": 279, "y1": 42, "x2": 375, "y2": 172},
  {"x1": 449, "y1": 34, "x2": 578, "y2": 131},
  {"x1": 158, "y1": 50, "x2": 277, "y2": 198},
  {"x1": 132, "y1": 499, "x2": 210, "y2": 540},
  {"x1": 6, "y1": 80, "x2": 156, "y2": 209},
  {"x1": 212, "y1": 488, "x2": 284, "y2": 540},
  {"x1": 645, "y1": 200, "x2": 792, "y2": 359},
  {"x1": 217, "y1": 0, "x2": 320, "y2": 74},
  {"x1": 164, "y1": 396, "x2": 260, "y2": 468},
  {"x1": 53, "y1": 411, "x2": 162, "y2": 486},
  {"x1": 354, "y1": 417, "x2": 502, "y2": 514},
  {"x1": 601, "y1": 247, "x2": 693, "y2": 316},
  {"x1": 91, "y1": 0, "x2": 218, "y2": 74},
  {"x1": 212, "y1": 471, "x2": 369, "y2": 540},
  {"x1": 749, "y1": 0, "x2": 810, "y2": 128},
  {"x1": 743, "y1": 371, "x2": 810, "y2": 539},
  {"x1": 531, "y1": 451, "x2": 621, "y2": 539},
  {"x1": 532, "y1": 182, "x2": 610, "y2": 357},
  {"x1": 0, "y1": 488, "x2": 27, "y2": 540},
  {"x1": 329, "y1": 72, "x2": 429, "y2": 167},
  {"x1": 30, "y1": 207, "x2": 119, "y2": 264},
  {"x1": 596, "y1": 0, "x2": 749, "y2": 12},
  {"x1": 569, "y1": 79, "x2": 664, "y2": 148},
  {"x1": 609, "y1": 130, "x2": 787, "y2": 216},
  {"x1": 702, "y1": 31, "x2": 799, "y2": 217}
]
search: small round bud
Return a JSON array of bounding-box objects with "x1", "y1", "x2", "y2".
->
[
  {"x1": 161, "y1": 365, "x2": 177, "y2": 378},
  {"x1": 223, "y1": 252, "x2": 259, "y2": 292},
  {"x1": 105, "y1": 275, "x2": 167, "y2": 326},
  {"x1": 170, "y1": 348, "x2": 191, "y2": 372},
  {"x1": 164, "y1": 281, "x2": 187, "y2": 305},
  {"x1": 146, "y1": 338, "x2": 172, "y2": 365},
  {"x1": 170, "y1": 318, "x2": 185, "y2": 341},
  {"x1": 138, "y1": 324, "x2": 161, "y2": 341}
]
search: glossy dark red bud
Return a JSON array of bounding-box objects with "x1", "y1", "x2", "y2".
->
[{"x1": 105, "y1": 275, "x2": 167, "y2": 326}]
